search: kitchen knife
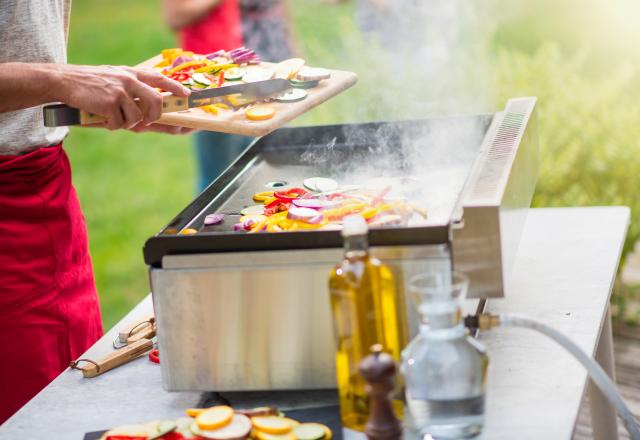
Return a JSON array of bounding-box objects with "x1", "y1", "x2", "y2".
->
[{"x1": 42, "y1": 78, "x2": 291, "y2": 127}]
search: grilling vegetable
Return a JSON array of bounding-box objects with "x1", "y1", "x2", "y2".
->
[
  {"x1": 240, "y1": 205, "x2": 266, "y2": 216},
  {"x1": 292, "y1": 424, "x2": 327, "y2": 440},
  {"x1": 196, "y1": 406, "x2": 235, "y2": 430},
  {"x1": 242, "y1": 68, "x2": 275, "y2": 83},
  {"x1": 225, "y1": 67, "x2": 246, "y2": 81},
  {"x1": 245, "y1": 106, "x2": 276, "y2": 121},
  {"x1": 204, "y1": 213, "x2": 225, "y2": 226},
  {"x1": 287, "y1": 206, "x2": 322, "y2": 222},
  {"x1": 191, "y1": 73, "x2": 212, "y2": 87},
  {"x1": 251, "y1": 416, "x2": 293, "y2": 435},
  {"x1": 191, "y1": 414, "x2": 252, "y2": 440},
  {"x1": 296, "y1": 68, "x2": 331, "y2": 82},
  {"x1": 102, "y1": 406, "x2": 332, "y2": 440},
  {"x1": 273, "y1": 58, "x2": 306, "y2": 80},
  {"x1": 276, "y1": 89, "x2": 308, "y2": 103},
  {"x1": 303, "y1": 177, "x2": 338, "y2": 193},
  {"x1": 289, "y1": 79, "x2": 320, "y2": 89}
]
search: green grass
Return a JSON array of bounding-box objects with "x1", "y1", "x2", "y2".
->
[
  {"x1": 68, "y1": 0, "x2": 640, "y2": 329},
  {"x1": 67, "y1": 0, "x2": 194, "y2": 328}
]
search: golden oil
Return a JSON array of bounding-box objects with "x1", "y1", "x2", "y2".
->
[{"x1": 328, "y1": 215, "x2": 407, "y2": 432}]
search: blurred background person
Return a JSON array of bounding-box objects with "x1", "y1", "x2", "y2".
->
[
  {"x1": 164, "y1": 0, "x2": 248, "y2": 193},
  {"x1": 164, "y1": 0, "x2": 296, "y2": 193}
]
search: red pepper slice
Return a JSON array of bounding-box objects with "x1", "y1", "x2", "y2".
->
[
  {"x1": 217, "y1": 71, "x2": 225, "y2": 87},
  {"x1": 160, "y1": 432, "x2": 185, "y2": 440},
  {"x1": 148, "y1": 349, "x2": 160, "y2": 364},
  {"x1": 274, "y1": 188, "x2": 307, "y2": 202},
  {"x1": 106, "y1": 436, "x2": 148, "y2": 440}
]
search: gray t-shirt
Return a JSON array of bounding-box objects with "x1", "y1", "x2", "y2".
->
[{"x1": 0, "y1": 0, "x2": 71, "y2": 155}]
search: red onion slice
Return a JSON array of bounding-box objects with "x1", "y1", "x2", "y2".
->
[
  {"x1": 292, "y1": 198, "x2": 339, "y2": 209},
  {"x1": 205, "y1": 50, "x2": 226, "y2": 60},
  {"x1": 204, "y1": 213, "x2": 224, "y2": 225},
  {"x1": 172, "y1": 55, "x2": 194, "y2": 68},
  {"x1": 287, "y1": 206, "x2": 322, "y2": 222}
]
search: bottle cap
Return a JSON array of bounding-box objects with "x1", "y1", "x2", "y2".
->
[{"x1": 341, "y1": 214, "x2": 368, "y2": 237}]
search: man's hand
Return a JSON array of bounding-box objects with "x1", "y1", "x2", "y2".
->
[
  {"x1": 55, "y1": 64, "x2": 191, "y2": 130},
  {"x1": 0, "y1": 62, "x2": 191, "y2": 131}
]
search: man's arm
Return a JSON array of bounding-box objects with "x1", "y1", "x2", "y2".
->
[
  {"x1": 163, "y1": 0, "x2": 223, "y2": 31},
  {"x1": 0, "y1": 63, "x2": 190, "y2": 130}
]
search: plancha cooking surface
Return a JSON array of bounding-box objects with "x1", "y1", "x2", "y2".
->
[{"x1": 143, "y1": 116, "x2": 492, "y2": 265}]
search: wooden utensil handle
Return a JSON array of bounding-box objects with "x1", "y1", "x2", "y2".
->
[
  {"x1": 118, "y1": 314, "x2": 155, "y2": 343},
  {"x1": 126, "y1": 325, "x2": 156, "y2": 344},
  {"x1": 78, "y1": 93, "x2": 188, "y2": 126},
  {"x1": 79, "y1": 339, "x2": 153, "y2": 378}
]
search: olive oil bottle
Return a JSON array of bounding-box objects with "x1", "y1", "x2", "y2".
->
[{"x1": 328, "y1": 215, "x2": 407, "y2": 432}]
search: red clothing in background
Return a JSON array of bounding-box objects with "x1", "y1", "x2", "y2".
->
[
  {"x1": 0, "y1": 144, "x2": 103, "y2": 423},
  {"x1": 179, "y1": 0, "x2": 243, "y2": 53}
]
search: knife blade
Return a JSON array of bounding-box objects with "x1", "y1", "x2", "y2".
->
[{"x1": 42, "y1": 79, "x2": 291, "y2": 127}]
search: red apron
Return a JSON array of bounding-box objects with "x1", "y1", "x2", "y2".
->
[{"x1": 0, "y1": 144, "x2": 103, "y2": 423}]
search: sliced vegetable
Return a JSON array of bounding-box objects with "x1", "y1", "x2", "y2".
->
[
  {"x1": 166, "y1": 60, "x2": 208, "y2": 75},
  {"x1": 172, "y1": 55, "x2": 195, "y2": 68},
  {"x1": 292, "y1": 423, "x2": 328, "y2": 440},
  {"x1": 254, "y1": 431, "x2": 295, "y2": 440},
  {"x1": 103, "y1": 424, "x2": 156, "y2": 439},
  {"x1": 245, "y1": 106, "x2": 276, "y2": 121},
  {"x1": 179, "y1": 228, "x2": 198, "y2": 235},
  {"x1": 242, "y1": 68, "x2": 275, "y2": 83},
  {"x1": 251, "y1": 416, "x2": 292, "y2": 435},
  {"x1": 192, "y1": 73, "x2": 212, "y2": 87},
  {"x1": 273, "y1": 188, "x2": 307, "y2": 201},
  {"x1": 190, "y1": 415, "x2": 252, "y2": 440},
  {"x1": 225, "y1": 67, "x2": 246, "y2": 81},
  {"x1": 229, "y1": 46, "x2": 261, "y2": 65},
  {"x1": 253, "y1": 191, "x2": 275, "y2": 202},
  {"x1": 201, "y1": 105, "x2": 220, "y2": 115},
  {"x1": 205, "y1": 50, "x2": 227, "y2": 60},
  {"x1": 149, "y1": 420, "x2": 177, "y2": 439},
  {"x1": 292, "y1": 198, "x2": 339, "y2": 209},
  {"x1": 239, "y1": 215, "x2": 267, "y2": 229},
  {"x1": 289, "y1": 79, "x2": 320, "y2": 89},
  {"x1": 287, "y1": 206, "x2": 321, "y2": 222},
  {"x1": 273, "y1": 58, "x2": 305, "y2": 80},
  {"x1": 196, "y1": 406, "x2": 234, "y2": 430},
  {"x1": 275, "y1": 88, "x2": 308, "y2": 103},
  {"x1": 296, "y1": 67, "x2": 331, "y2": 82},
  {"x1": 240, "y1": 205, "x2": 266, "y2": 216},
  {"x1": 204, "y1": 213, "x2": 225, "y2": 226},
  {"x1": 303, "y1": 177, "x2": 339, "y2": 192},
  {"x1": 234, "y1": 407, "x2": 278, "y2": 418}
]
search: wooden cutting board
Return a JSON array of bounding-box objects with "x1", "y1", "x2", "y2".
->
[{"x1": 136, "y1": 55, "x2": 358, "y2": 137}]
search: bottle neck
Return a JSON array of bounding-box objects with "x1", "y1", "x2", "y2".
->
[
  {"x1": 418, "y1": 300, "x2": 462, "y2": 332},
  {"x1": 343, "y1": 233, "x2": 369, "y2": 258}
]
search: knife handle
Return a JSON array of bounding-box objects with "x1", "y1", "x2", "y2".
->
[{"x1": 43, "y1": 93, "x2": 189, "y2": 127}]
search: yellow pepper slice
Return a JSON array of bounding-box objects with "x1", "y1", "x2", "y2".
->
[
  {"x1": 193, "y1": 63, "x2": 237, "y2": 73},
  {"x1": 166, "y1": 60, "x2": 210, "y2": 75},
  {"x1": 161, "y1": 48, "x2": 183, "y2": 60},
  {"x1": 154, "y1": 59, "x2": 171, "y2": 69},
  {"x1": 361, "y1": 207, "x2": 379, "y2": 220},
  {"x1": 200, "y1": 105, "x2": 219, "y2": 115},
  {"x1": 253, "y1": 191, "x2": 274, "y2": 202}
]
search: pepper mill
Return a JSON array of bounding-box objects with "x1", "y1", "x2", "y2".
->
[{"x1": 359, "y1": 344, "x2": 403, "y2": 440}]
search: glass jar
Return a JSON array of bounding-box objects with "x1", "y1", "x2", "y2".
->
[{"x1": 401, "y1": 271, "x2": 488, "y2": 439}]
